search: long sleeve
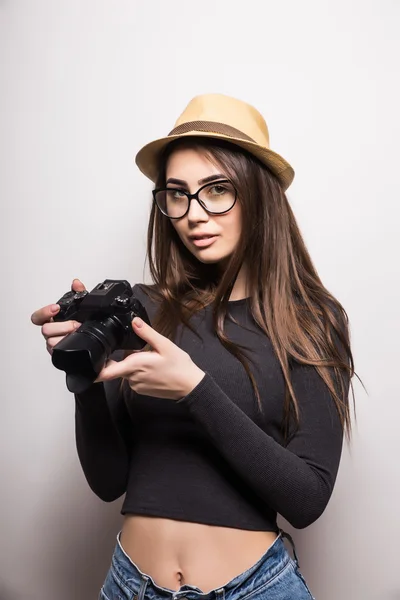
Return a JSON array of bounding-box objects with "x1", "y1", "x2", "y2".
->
[
  {"x1": 72, "y1": 285, "x2": 156, "y2": 504},
  {"x1": 177, "y1": 362, "x2": 350, "y2": 529},
  {"x1": 75, "y1": 375, "x2": 131, "y2": 502}
]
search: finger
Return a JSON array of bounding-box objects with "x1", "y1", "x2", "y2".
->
[
  {"x1": 31, "y1": 304, "x2": 60, "y2": 326},
  {"x1": 31, "y1": 279, "x2": 86, "y2": 326},
  {"x1": 71, "y1": 278, "x2": 86, "y2": 292},
  {"x1": 131, "y1": 318, "x2": 171, "y2": 354},
  {"x1": 46, "y1": 336, "x2": 65, "y2": 355},
  {"x1": 94, "y1": 359, "x2": 119, "y2": 383},
  {"x1": 95, "y1": 355, "x2": 145, "y2": 383},
  {"x1": 41, "y1": 320, "x2": 81, "y2": 340}
]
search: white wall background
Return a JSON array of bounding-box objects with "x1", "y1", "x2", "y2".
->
[{"x1": 1, "y1": 1, "x2": 399, "y2": 599}]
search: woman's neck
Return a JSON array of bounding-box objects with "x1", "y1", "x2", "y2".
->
[{"x1": 228, "y1": 264, "x2": 249, "y2": 301}]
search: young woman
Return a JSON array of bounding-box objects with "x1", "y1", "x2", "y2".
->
[{"x1": 31, "y1": 94, "x2": 354, "y2": 600}]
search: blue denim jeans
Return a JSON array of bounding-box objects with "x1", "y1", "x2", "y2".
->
[{"x1": 99, "y1": 528, "x2": 315, "y2": 600}]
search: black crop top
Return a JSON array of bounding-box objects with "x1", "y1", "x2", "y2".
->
[{"x1": 74, "y1": 284, "x2": 350, "y2": 531}]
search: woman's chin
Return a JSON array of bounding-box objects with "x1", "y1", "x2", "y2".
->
[{"x1": 193, "y1": 252, "x2": 231, "y2": 266}]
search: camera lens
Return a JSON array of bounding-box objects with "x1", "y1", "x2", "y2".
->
[{"x1": 51, "y1": 318, "x2": 123, "y2": 393}]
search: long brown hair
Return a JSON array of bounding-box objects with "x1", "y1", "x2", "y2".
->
[{"x1": 134, "y1": 137, "x2": 357, "y2": 443}]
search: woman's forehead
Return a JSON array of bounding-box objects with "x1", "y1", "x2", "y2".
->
[{"x1": 166, "y1": 146, "x2": 226, "y2": 178}]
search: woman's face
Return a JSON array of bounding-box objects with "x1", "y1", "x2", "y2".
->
[{"x1": 164, "y1": 147, "x2": 242, "y2": 266}]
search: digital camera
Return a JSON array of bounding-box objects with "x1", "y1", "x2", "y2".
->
[{"x1": 51, "y1": 279, "x2": 150, "y2": 394}]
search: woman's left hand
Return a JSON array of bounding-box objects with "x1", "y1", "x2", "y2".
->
[{"x1": 95, "y1": 317, "x2": 205, "y2": 401}]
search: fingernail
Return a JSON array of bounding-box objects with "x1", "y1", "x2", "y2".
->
[
  {"x1": 51, "y1": 304, "x2": 60, "y2": 313},
  {"x1": 133, "y1": 317, "x2": 144, "y2": 328}
]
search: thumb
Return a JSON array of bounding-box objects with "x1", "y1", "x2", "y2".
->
[
  {"x1": 132, "y1": 317, "x2": 168, "y2": 353},
  {"x1": 71, "y1": 278, "x2": 86, "y2": 293}
]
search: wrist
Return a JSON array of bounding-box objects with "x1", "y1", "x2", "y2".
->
[{"x1": 177, "y1": 366, "x2": 206, "y2": 400}]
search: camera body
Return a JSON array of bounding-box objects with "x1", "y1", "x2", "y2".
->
[{"x1": 51, "y1": 279, "x2": 151, "y2": 394}]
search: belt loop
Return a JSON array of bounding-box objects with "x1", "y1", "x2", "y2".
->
[
  {"x1": 279, "y1": 528, "x2": 300, "y2": 569},
  {"x1": 136, "y1": 575, "x2": 149, "y2": 600},
  {"x1": 215, "y1": 587, "x2": 225, "y2": 600}
]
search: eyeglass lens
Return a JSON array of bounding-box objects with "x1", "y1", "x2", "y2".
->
[{"x1": 155, "y1": 181, "x2": 236, "y2": 218}]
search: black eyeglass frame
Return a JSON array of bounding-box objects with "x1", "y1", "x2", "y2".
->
[{"x1": 152, "y1": 179, "x2": 238, "y2": 219}]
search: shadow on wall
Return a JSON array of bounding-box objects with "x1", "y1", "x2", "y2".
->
[
  {"x1": 0, "y1": 452, "x2": 124, "y2": 600},
  {"x1": 0, "y1": 585, "x2": 21, "y2": 600},
  {"x1": 39, "y1": 457, "x2": 124, "y2": 600}
]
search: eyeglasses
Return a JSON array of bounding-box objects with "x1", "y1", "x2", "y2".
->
[{"x1": 153, "y1": 180, "x2": 237, "y2": 219}]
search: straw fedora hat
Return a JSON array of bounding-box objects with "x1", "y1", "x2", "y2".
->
[{"x1": 135, "y1": 93, "x2": 294, "y2": 191}]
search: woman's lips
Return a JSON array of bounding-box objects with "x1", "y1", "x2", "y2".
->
[{"x1": 190, "y1": 235, "x2": 219, "y2": 248}]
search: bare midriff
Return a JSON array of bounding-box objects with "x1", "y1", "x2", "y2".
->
[{"x1": 119, "y1": 515, "x2": 279, "y2": 594}]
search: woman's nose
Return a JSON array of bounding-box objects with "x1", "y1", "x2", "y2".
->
[{"x1": 186, "y1": 198, "x2": 209, "y2": 222}]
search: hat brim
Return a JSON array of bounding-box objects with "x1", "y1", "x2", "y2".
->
[{"x1": 135, "y1": 131, "x2": 295, "y2": 191}]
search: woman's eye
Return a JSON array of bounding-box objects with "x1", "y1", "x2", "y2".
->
[
  {"x1": 171, "y1": 190, "x2": 186, "y2": 199},
  {"x1": 209, "y1": 185, "x2": 226, "y2": 195}
]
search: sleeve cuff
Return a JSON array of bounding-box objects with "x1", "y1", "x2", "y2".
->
[{"x1": 176, "y1": 371, "x2": 210, "y2": 405}]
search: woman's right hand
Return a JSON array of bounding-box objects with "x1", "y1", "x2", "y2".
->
[{"x1": 30, "y1": 278, "x2": 86, "y2": 356}]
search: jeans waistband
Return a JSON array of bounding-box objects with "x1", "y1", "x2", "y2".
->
[{"x1": 110, "y1": 528, "x2": 299, "y2": 600}]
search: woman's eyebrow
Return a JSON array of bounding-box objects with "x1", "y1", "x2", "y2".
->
[{"x1": 166, "y1": 174, "x2": 227, "y2": 186}]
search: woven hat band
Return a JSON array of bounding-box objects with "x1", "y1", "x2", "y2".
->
[{"x1": 168, "y1": 120, "x2": 256, "y2": 143}]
